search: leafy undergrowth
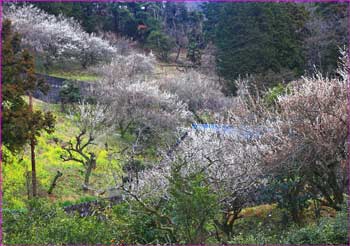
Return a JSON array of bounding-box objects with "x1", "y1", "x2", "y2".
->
[
  {"x1": 3, "y1": 198, "x2": 347, "y2": 244},
  {"x1": 3, "y1": 99, "x2": 122, "y2": 209},
  {"x1": 227, "y1": 202, "x2": 347, "y2": 244}
]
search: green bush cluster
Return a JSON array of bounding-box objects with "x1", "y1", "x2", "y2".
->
[
  {"x1": 4, "y1": 189, "x2": 349, "y2": 244},
  {"x1": 3, "y1": 198, "x2": 178, "y2": 244},
  {"x1": 286, "y1": 205, "x2": 348, "y2": 244},
  {"x1": 260, "y1": 174, "x2": 314, "y2": 224},
  {"x1": 228, "y1": 203, "x2": 348, "y2": 244},
  {"x1": 263, "y1": 82, "x2": 290, "y2": 107},
  {"x1": 3, "y1": 199, "x2": 119, "y2": 244}
]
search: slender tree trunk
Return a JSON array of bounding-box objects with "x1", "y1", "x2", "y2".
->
[
  {"x1": 83, "y1": 162, "x2": 94, "y2": 191},
  {"x1": 328, "y1": 167, "x2": 344, "y2": 209},
  {"x1": 60, "y1": 101, "x2": 66, "y2": 113},
  {"x1": 291, "y1": 204, "x2": 300, "y2": 223},
  {"x1": 29, "y1": 93, "x2": 37, "y2": 197},
  {"x1": 48, "y1": 171, "x2": 63, "y2": 194},
  {"x1": 30, "y1": 140, "x2": 37, "y2": 197},
  {"x1": 175, "y1": 46, "x2": 181, "y2": 63},
  {"x1": 120, "y1": 121, "x2": 132, "y2": 139},
  {"x1": 25, "y1": 170, "x2": 32, "y2": 200},
  {"x1": 114, "y1": 11, "x2": 119, "y2": 37},
  {"x1": 120, "y1": 125, "x2": 127, "y2": 139},
  {"x1": 191, "y1": 109, "x2": 205, "y2": 124},
  {"x1": 313, "y1": 199, "x2": 321, "y2": 220}
]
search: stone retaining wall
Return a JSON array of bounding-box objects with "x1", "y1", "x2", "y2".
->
[
  {"x1": 63, "y1": 195, "x2": 123, "y2": 217},
  {"x1": 33, "y1": 74, "x2": 92, "y2": 103}
]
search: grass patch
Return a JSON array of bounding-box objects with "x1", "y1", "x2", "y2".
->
[
  {"x1": 241, "y1": 204, "x2": 277, "y2": 218},
  {"x1": 3, "y1": 99, "x2": 123, "y2": 209},
  {"x1": 47, "y1": 70, "x2": 100, "y2": 82},
  {"x1": 35, "y1": 57, "x2": 100, "y2": 82}
]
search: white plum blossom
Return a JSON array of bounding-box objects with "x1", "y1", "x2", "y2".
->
[
  {"x1": 124, "y1": 128, "x2": 265, "y2": 210},
  {"x1": 93, "y1": 52, "x2": 156, "y2": 81},
  {"x1": 93, "y1": 53, "x2": 191, "y2": 140},
  {"x1": 68, "y1": 101, "x2": 107, "y2": 135},
  {"x1": 229, "y1": 50, "x2": 349, "y2": 209},
  {"x1": 122, "y1": 50, "x2": 349, "y2": 216},
  {"x1": 157, "y1": 70, "x2": 232, "y2": 115},
  {"x1": 4, "y1": 4, "x2": 116, "y2": 67}
]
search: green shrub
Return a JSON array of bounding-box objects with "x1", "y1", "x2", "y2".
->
[
  {"x1": 3, "y1": 199, "x2": 117, "y2": 244},
  {"x1": 146, "y1": 30, "x2": 173, "y2": 61},
  {"x1": 286, "y1": 206, "x2": 348, "y2": 244},
  {"x1": 263, "y1": 83, "x2": 290, "y2": 107},
  {"x1": 228, "y1": 203, "x2": 348, "y2": 245},
  {"x1": 169, "y1": 172, "x2": 218, "y2": 243},
  {"x1": 260, "y1": 174, "x2": 313, "y2": 223}
]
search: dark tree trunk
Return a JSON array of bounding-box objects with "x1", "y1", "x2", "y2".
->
[
  {"x1": 60, "y1": 101, "x2": 66, "y2": 113},
  {"x1": 291, "y1": 205, "x2": 300, "y2": 223},
  {"x1": 175, "y1": 46, "x2": 181, "y2": 63},
  {"x1": 25, "y1": 170, "x2": 32, "y2": 200},
  {"x1": 29, "y1": 94, "x2": 37, "y2": 197},
  {"x1": 83, "y1": 164, "x2": 93, "y2": 191},
  {"x1": 48, "y1": 171, "x2": 63, "y2": 194},
  {"x1": 214, "y1": 208, "x2": 242, "y2": 242},
  {"x1": 83, "y1": 155, "x2": 96, "y2": 191},
  {"x1": 30, "y1": 140, "x2": 37, "y2": 197}
]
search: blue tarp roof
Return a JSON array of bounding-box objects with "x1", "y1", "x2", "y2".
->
[
  {"x1": 191, "y1": 123, "x2": 264, "y2": 139},
  {"x1": 192, "y1": 123, "x2": 233, "y2": 132}
]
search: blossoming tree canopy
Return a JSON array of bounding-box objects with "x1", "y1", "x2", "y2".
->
[{"x1": 3, "y1": 4, "x2": 117, "y2": 68}]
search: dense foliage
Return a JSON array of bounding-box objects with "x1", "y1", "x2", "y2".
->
[
  {"x1": 203, "y1": 2, "x2": 347, "y2": 94},
  {"x1": 3, "y1": 195, "x2": 348, "y2": 244},
  {"x1": 2, "y1": 19, "x2": 55, "y2": 152},
  {"x1": 4, "y1": 4, "x2": 117, "y2": 69},
  {"x1": 203, "y1": 3, "x2": 308, "y2": 94},
  {"x1": 2, "y1": 3, "x2": 348, "y2": 245}
]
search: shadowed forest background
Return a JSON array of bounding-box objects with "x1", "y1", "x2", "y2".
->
[{"x1": 2, "y1": 2, "x2": 349, "y2": 244}]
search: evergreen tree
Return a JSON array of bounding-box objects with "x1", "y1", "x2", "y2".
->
[
  {"x1": 59, "y1": 80, "x2": 81, "y2": 112},
  {"x1": 2, "y1": 19, "x2": 55, "y2": 196},
  {"x1": 203, "y1": 3, "x2": 308, "y2": 94},
  {"x1": 187, "y1": 36, "x2": 202, "y2": 66},
  {"x1": 146, "y1": 30, "x2": 173, "y2": 61}
]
